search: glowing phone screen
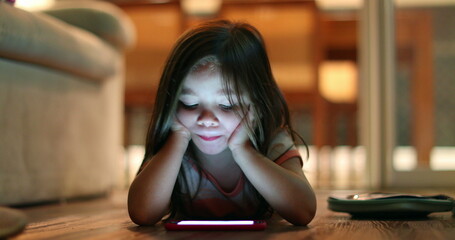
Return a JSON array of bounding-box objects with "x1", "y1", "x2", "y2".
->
[{"x1": 177, "y1": 220, "x2": 255, "y2": 225}]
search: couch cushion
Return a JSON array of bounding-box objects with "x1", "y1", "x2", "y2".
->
[
  {"x1": 0, "y1": 2, "x2": 118, "y2": 81},
  {"x1": 0, "y1": 57, "x2": 123, "y2": 206}
]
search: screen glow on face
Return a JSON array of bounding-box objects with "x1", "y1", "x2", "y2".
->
[{"x1": 177, "y1": 220, "x2": 255, "y2": 225}]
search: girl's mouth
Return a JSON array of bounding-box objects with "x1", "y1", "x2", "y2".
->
[{"x1": 198, "y1": 135, "x2": 222, "y2": 141}]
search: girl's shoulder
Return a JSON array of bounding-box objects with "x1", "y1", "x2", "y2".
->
[{"x1": 266, "y1": 128, "x2": 296, "y2": 161}]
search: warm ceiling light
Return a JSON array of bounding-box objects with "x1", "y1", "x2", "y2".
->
[
  {"x1": 15, "y1": 0, "x2": 55, "y2": 11},
  {"x1": 181, "y1": 0, "x2": 222, "y2": 16},
  {"x1": 319, "y1": 61, "x2": 358, "y2": 103},
  {"x1": 315, "y1": 0, "x2": 362, "y2": 10}
]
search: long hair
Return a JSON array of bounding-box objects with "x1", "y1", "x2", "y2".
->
[{"x1": 140, "y1": 19, "x2": 303, "y2": 219}]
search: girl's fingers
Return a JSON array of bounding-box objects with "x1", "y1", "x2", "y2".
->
[
  {"x1": 228, "y1": 107, "x2": 253, "y2": 150},
  {"x1": 172, "y1": 117, "x2": 191, "y2": 140}
]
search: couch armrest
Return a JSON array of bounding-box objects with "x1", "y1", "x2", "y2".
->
[
  {"x1": 43, "y1": 1, "x2": 135, "y2": 51},
  {"x1": 0, "y1": 2, "x2": 133, "y2": 81}
]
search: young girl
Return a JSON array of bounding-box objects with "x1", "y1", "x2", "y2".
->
[{"x1": 128, "y1": 20, "x2": 316, "y2": 226}]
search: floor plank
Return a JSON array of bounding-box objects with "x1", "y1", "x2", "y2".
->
[{"x1": 10, "y1": 190, "x2": 455, "y2": 240}]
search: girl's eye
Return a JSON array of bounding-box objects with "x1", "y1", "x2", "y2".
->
[
  {"x1": 180, "y1": 102, "x2": 198, "y2": 110},
  {"x1": 219, "y1": 104, "x2": 235, "y2": 111}
]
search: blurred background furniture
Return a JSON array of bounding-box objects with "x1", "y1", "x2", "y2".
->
[
  {"x1": 115, "y1": 0, "x2": 443, "y2": 189},
  {"x1": 0, "y1": 1, "x2": 135, "y2": 205}
]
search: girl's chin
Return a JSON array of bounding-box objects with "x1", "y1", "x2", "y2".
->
[
  {"x1": 196, "y1": 146, "x2": 228, "y2": 155},
  {"x1": 192, "y1": 141, "x2": 228, "y2": 155}
]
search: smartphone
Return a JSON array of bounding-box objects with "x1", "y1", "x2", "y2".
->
[{"x1": 164, "y1": 220, "x2": 267, "y2": 231}]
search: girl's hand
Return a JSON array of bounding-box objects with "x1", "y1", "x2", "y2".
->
[
  {"x1": 171, "y1": 117, "x2": 191, "y2": 141},
  {"x1": 228, "y1": 108, "x2": 254, "y2": 152}
]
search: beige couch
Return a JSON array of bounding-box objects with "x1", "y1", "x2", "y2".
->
[{"x1": 0, "y1": 1, "x2": 135, "y2": 205}]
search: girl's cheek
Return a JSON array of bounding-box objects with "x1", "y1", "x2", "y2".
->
[
  {"x1": 218, "y1": 111, "x2": 242, "y2": 130},
  {"x1": 176, "y1": 109, "x2": 196, "y2": 128}
]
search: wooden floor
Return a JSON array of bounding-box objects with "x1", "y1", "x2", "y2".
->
[{"x1": 10, "y1": 190, "x2": 455, "y2": 240}]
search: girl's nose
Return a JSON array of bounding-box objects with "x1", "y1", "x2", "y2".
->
[{"x1": 197, "y1": 110, "x2": 219, "y2": 127}]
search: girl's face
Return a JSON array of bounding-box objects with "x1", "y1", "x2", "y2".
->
[{"x1": 176, "y1": 68, "x2": 247, "y2": 155}]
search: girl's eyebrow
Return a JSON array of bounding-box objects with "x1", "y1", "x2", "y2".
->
[
  {"x1": 181, "y1": 87, "x2": 234, "y2": 96},
  {"x1": 217, "y1": 89, "x2": 234, "y2": 96},
  {"x1": 181, "y1": 88, "x2": 195, "y2": 95}
]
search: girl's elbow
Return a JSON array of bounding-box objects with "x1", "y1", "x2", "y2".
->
[
  {"x1": 128, "y1": 209, "x2": 162, "y2": 226},
  {"x1": 292, "y1": 208, "x2": 316, "y2": 226},
  {"x1": 127, "y1": 200, "x2": 163, "y2": 226},
  {"x1": 290, "y1": 201, "x2": 317, "y2": 226},
  {"x1": 130, "y1": 217, "x2": 161, "y2": 226}
]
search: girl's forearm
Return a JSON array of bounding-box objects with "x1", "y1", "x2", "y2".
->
[
  {"x1": 232, "y1": 144, "x2": 316, "y2": 226},
  {"x1": 128, "y1": 132, "x2": 190, "y2": 225}
]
